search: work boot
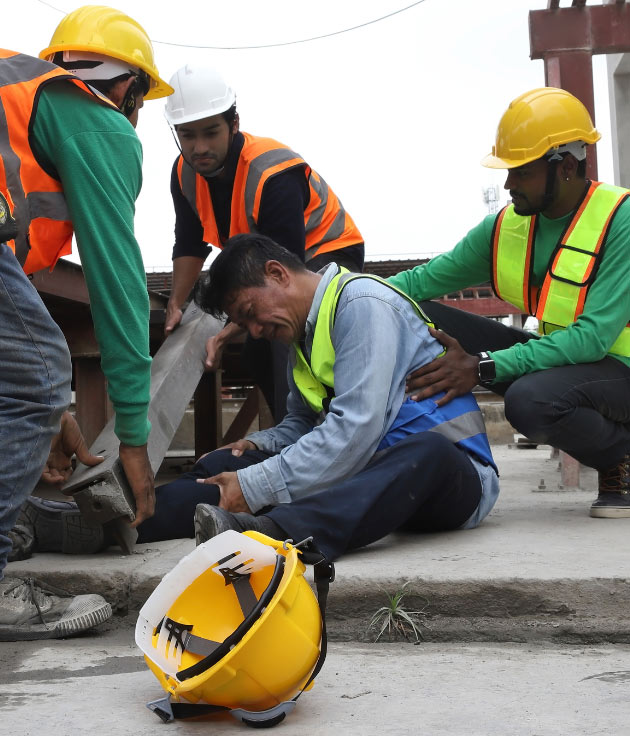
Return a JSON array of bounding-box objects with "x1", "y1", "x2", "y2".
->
[
  {"x1": 194, "y1": 504, "x2": 285, "y2": 546},
  {"x1": 7, "y1": 522, "x2": 35, "y2": 562},
  {"x1": 590, "y1": 454, "x2": 630, "y2": 518},
  {"x1": 0, "y1": 576, "x2": 112, "y2": 641},
  {"x1": 18, "y1": 496, "x2": 108, "y2": 554}
]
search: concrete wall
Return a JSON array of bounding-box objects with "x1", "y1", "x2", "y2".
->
[{"x1": 607, "y1": 52, "x2": 630, "y2": 187}]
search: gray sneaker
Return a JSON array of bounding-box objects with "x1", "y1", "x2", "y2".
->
[{"x1": 0, "y1": 576, "x2": 112, "y2": 641}]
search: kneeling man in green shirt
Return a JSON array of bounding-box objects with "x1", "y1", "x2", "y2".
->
[{"x1": 390, "y1": 87, "x2": 630, "y2": 520}]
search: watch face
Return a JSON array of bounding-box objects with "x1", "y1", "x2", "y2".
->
[{"x1": 478, "y1": 359, "x2": 496, "y2": 382}]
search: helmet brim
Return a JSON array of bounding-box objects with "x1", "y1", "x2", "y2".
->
[{"x1": 40, "y1": 43, "x2": 173, "y2": 100}]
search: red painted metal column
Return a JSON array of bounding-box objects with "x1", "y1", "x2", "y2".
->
[
  {"x1": 544, "y1": 50, "x2": 598, "y2": 180},
  {"x1": 74, "y1": 358, "x2": 112, "y2": 448}
]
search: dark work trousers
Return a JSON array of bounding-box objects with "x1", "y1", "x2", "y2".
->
[
  {"x1": 136, "y1": 448, "x2": 274, "y2": 543},
  {"x1": 241, "y1": 249, "x2": 365, "y2": 425},
  {"x1": 137, "y1": 433, "x2": 483, "y2": 562},
  {"x1": 420, "y1": 301, "x2": 630, "y2": 471}
]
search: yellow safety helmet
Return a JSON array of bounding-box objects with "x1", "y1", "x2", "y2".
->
[
  {"x1": 136, "y1": 530, "x2": 332, "y2": 728},
  {"x1": 39, "y1": 5, "x2": 173, "y2": 100},
  {"x1": 482, "y1": 87, "x2": 600, "y2": 169}
]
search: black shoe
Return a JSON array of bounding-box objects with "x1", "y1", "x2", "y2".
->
[
  {"x1": 194, "y1": 504, "x2": 284, "y2": 546},
  {"x1": 19, "y1": 496, "x2": 108, "y2": 554},
  {"x1": 591, "y1": 455, "x2": 630, "y2": 518},
  {"x1": 590, "y1": 491, "x2": 630, "y2": 518}
]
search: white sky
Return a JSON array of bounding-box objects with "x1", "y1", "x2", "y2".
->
[{"x1": 5, "y1": 0, "x2": 614, "y2": 270}]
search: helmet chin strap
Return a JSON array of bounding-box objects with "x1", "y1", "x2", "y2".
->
[{"x1": 526, "y1": 155, "x2": 560, "y2": 215}]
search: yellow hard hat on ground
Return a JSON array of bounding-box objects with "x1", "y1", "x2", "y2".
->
[
  {"x1": 39, "y1": 4, "x2": 173, "y2": 100},
  {"x1": 482, "y1": 87, "x2": 600, "y2": 169},
  {"x1": 136, "y1": 530, "x2": 334, "y2": 728}
]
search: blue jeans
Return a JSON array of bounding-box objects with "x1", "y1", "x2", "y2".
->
[
  {"x1": 0, "y1": 245, "x2": 71, "y2": 578},
  {"x1": 137, "y1": 433, "x2": 483, "y2": 561}
]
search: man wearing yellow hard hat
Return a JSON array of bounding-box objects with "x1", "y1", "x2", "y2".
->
[
  {"x1": 0, "y1": 5, "x2": 172, "y2": 640},
  {"x1": 389, "y1": 87, "x2": 630, "y2": 519}
]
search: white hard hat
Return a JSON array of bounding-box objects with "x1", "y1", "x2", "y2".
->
[
  {"x1": 164, "y1": 64, "x2": 236, "y2": 126},
  {"x1": 52, "y1": 50, "x2": 142, "y2": 82}
]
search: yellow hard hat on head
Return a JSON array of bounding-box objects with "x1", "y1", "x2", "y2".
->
[
  {"x1": 39, "y1": 4, "x2": 173, "y2": 100},
  {"x1": 482, "y1": 87, "x2": 600, "y2": 169}
]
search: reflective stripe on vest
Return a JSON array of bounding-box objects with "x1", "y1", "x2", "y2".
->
[
  {"x1": 377, "y1": 396, "x2": 497, "y2": 472},
  {"x1": 491, "y1": 181, "x2": 630, "y2": 358},
  {"x1": 293, "y1": 269, "x2": 435, "y2": 413},
  {"x1": 0, "y1": 49, "x2": 119, "y2": 273},
  {"x1": 292, "y1": 268, "x2": 495, "y2": 469},
  {"x1": 177, "y1": 132, "x2": 363, "y2": 259}
]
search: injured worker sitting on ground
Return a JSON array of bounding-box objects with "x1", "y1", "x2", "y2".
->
[{"x1": 136, "y1": 233, "x2": 499, "y2": 561}]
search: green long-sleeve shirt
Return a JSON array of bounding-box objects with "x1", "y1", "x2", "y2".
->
[
  {"x1": 388, "y1": 199, "x2": 630, "y2": 382},
  {"x1": 31, "y1": 81, "x2": 151, "y2": 445}
]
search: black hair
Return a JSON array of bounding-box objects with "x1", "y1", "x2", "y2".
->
[
  {"x1": 195, "y1": 234, "x2": 306, "y2": 318},
  {"x1": 221, "y1": 103, "x2": 238, "y2": 127}
]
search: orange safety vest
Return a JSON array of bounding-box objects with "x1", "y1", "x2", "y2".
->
[
  {"x1": 176, "y1": 132, "x2": 363, "y2": 260},
  {"x1": 0, "y1": 49, "x2": 118, "y2": 274},
  {"x1": 491, "y1": 180, "x2": 630, "y2": 358}
]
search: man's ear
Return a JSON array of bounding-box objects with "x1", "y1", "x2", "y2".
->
[
  {"x1": 106, "y1": 76, "x2": 136, "y2": 110},
  {"x1": 231, "y1": 113, "x2": 240, "y2": 135},
  {"x1": 560, "y1": 154, "x2": 579, "y2": 181},
  {"x1": 264, "y1": 260, "x2": 289, "y2": 285}
]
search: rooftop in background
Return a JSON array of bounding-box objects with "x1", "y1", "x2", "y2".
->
[
  {"x1": 146, "y1": 258, "x2": 430, "y2": 294},
  {"x1": 146, "y1": 256, "x2": 526, "y2": 320}
]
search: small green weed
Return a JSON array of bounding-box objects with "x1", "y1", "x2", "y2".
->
[{"x1": 367, "y1": 582, "x2": 430, "y2": 643}]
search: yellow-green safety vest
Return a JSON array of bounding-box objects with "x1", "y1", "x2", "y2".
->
[
  {"x1": 491, "y1": 180, "x2": 630, "y2": 358},
  {"x1": 292, "y1": 268, "x2": 434, "y2": 413}
]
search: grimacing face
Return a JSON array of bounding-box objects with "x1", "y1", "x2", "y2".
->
[
  {"x1": 225, "y1": 279, "x2": 304, "y2": 345},
  {"x1": 176, "y1": 114, "x2": 232, "y2": 175}
]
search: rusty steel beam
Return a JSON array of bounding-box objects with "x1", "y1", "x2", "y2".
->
[
  {"x1": 74, "y1": 358, "x2": 112, "y2": 447},
  {"x1": 544, "y1": 50, "x2": 599, "y2": 179},
  {"x1": 31, "y1": 258, "x2": 90, "y2": 304},
  {"x1": 194, "y1": 371, "x2": 223, "y2": 458},
  {"x1": 530, "y1": 5, "x2": 630, "y2": 59},
  {"x1": 437, "y1": 296, "x2": 525, "y2": 318}
]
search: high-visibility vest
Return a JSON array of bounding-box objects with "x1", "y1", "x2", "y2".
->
[
  {"x1": 292, "y1": 268, "x2": 496, "y2": 469},
  {"x1": 176, "y1": 133, "x2": 363, "y2": 260},
  {"x1": 491, "y1": 180, "x2": 630, "y2": 358},
  {"x1": 0, "y1": 49, "x2": 119, "y2": 274}
]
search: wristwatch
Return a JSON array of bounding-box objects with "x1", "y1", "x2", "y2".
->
[{"x1": 476, "y1": 351, "x2": 496, "y2": 382}]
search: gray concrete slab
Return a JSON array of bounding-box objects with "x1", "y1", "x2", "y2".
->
[
  {"x1": 2, "y1": 623, "x2": 630, "y2": 736},
  {"x1": 6, "y1": 446, "x2": 630, "y2": 642}
]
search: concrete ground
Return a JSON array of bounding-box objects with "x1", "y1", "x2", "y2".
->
[
  {"x1": 3, "y1": 631, "x2": 630, "y2": 736},
  {"x1": 3, "y1": 444, "x2": 630, "y2": 734}
]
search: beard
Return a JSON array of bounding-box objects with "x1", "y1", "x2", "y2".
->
[{"x1": 510, "y1": 191, "x2": 553, "y2": 216}]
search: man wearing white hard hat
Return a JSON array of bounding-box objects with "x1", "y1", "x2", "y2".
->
[{"x1": 163, "y1": 63, "x2": 365, "y2": 420}]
